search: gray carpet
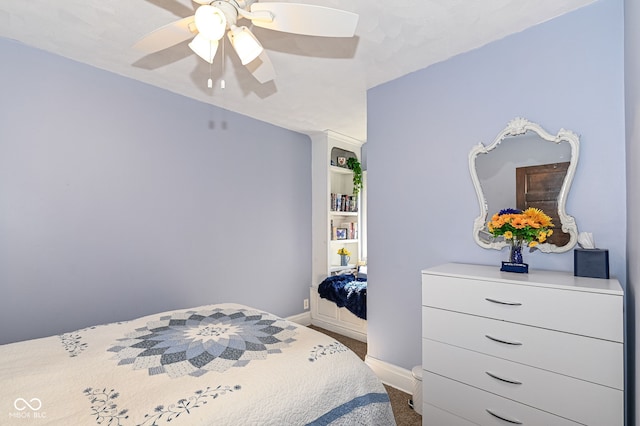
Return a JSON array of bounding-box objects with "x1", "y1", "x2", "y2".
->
[{"x1": 309, "y1": 325, "x2": 422, "y2": 426}]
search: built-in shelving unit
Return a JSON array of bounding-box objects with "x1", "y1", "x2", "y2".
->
[
  {"x1": 329, "y1": 164, "x2": 359, "y2": 274},
  {"x1": 310, "y1": 131, "x2": 366, "y2": 342}
]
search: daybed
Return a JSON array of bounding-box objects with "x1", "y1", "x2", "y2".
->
[{"x1": 318, "y1": 273, "x2": 367, "y2": 320}]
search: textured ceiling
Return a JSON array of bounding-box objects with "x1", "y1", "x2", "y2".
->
[{"x1": 0, "y1": 0, "x2": 594, "y2": 141}]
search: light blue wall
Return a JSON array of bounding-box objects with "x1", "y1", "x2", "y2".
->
[
  {"x1": 0, "y1": 38, "x2": 312, "y2": 345},
  {"x1": 367, "y1": 0, "x2": 626, "y2": 371}
]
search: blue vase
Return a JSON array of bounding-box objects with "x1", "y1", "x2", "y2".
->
[
  {"x1": 340, "y1": 255, "x2": 350, "y2": 266},
  {"x1": 501, "y1": 239, "x2": 528, "y2": 273},
  {"x1": 510, "y1": 241, "x2": 524, "y2": 264}
]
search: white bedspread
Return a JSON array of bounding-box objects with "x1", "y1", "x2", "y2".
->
[{"x1": 0, "y1": 303, "x2": 395, "y2": 425}]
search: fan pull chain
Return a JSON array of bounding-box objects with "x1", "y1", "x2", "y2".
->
[
  {"x1": 220, "y1": 37, "x2": 226, "y2": 90},
  {"x1": 207, "y1": 42, "x2": 213, "y2": 89}
]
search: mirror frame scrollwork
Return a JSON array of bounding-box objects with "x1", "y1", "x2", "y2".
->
[{"x1": 469, "y1": 117, "x2": 579, "y2": 253}]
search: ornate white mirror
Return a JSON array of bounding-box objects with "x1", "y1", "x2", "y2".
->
[{"x1": 469, "y1": 117, "x2": 579, "y2": 253}]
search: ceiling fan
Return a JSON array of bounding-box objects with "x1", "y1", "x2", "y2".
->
[{"x1": 133, "y1": 0, "x2": 359, "y2": 84}]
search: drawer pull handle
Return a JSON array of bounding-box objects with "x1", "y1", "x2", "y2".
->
[
  {"x1": 486, "y1": 408, "x2": 523, "y2": 424},
  {"x1": 485, "y1": 371, "x2": 523, "y2": 385},
  {"x1": 485, "y1": 297, "x2": 522, "y2": 306},
  {"x1": 485, "y1": 334, "x2": 523, "y2": 346}
]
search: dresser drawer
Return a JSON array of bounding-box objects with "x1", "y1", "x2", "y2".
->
[
  {"x1": 422, "y1": 306, "x2": 623, "y2": 389},
  {"x1": 423, "y1": 403, "x2": 478, "y2": 426},
  {"x1": 422, "y1": 274, "x2": 622, "y2": 341},
  {"x1": 423, "y1": 370, "x2": 581, "y2": 426},
  {"x1": 423, "y1": 339, "x2": 623, "y2": 425}
]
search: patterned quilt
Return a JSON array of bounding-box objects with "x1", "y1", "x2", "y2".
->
[{"x1": 0, "y1": 303, "x2": 395, "y2": 425}]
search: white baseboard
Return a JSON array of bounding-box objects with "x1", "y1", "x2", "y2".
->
[
  {"x1": 286, "y1": 311, "x2": 367, "y2": 344},
  {"x1": 286, "y1": 311, "x2": 312, "y2": 326},
  {"x1": 310, "y1": 317, "x2": 367, "y2": 342},
  {"x1": 365, "y1": 355, "x2": 415, "y2": 395}
]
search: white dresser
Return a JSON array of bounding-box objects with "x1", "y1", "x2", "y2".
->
[{"x1": 421, "y1": 263, "x2": 624, "y2": 426}]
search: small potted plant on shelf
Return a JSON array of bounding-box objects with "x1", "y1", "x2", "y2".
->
[
  {"x1": 337, "y1": 247, "x2": 351, "y2": 266},
  {"x1": 346, "y1": 157, "x2": 363, "y2": 197}
]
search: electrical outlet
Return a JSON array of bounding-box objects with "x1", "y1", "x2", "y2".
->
[{"x1": 303, "y1": 299, "x2": 309, "y2": 310}]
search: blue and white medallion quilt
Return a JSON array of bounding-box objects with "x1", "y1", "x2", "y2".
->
[{"x1": 0, "y1": 303, "x2": 395, "y2": 425}]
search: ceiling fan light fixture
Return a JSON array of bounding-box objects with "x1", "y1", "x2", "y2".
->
[
  {"x1": 135, "y1": 1, "x2": 360, "y2": 85},
  {"x1": 194, "y1": 5, "x2": 227, "y2": 41},
  {"x1": 228, "y1": 26, "x2": 263, "y2": 65},
  {"x1": 189, "y1": 34, "x2": 219, "y2": 63}
]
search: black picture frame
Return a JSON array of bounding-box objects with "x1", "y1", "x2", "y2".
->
[{"x1": 336, "y1": 228, "x2": 348, "y2": 240}]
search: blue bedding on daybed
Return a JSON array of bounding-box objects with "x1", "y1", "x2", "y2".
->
[{"x1": 318, "y1": 274, "x2": 367, "y2": 320}]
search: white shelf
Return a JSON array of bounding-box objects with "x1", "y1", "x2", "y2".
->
[
  {"x1": 329, "y1": 264, "x2": 357, "y2": 272},
  {"x1": 330, "y1": 211, "x2": 358, "y2": 216},
  {"x1": 330, "y1": 165, "x2": 353, "y2": 175},
  {"x1": 330, "y1": 239, "x2": 358, "y2": 243}
]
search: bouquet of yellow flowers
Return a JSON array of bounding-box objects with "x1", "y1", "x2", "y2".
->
[
  {"x1": 337, "y1": 248, "x2": 351, "y2": 256},
  {"x1": 488, "y1": 208, "x2": 554, "y2": 248}
]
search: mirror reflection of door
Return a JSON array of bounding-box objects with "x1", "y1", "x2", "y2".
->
[{"x1": 516, "y1": 162, "x2": 570, "y2": 246}]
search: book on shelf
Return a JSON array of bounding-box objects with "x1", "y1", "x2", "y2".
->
[{"x1": 330, "y1": 193, "x2": 358, "y2": 212}]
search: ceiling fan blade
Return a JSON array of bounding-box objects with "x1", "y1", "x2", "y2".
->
[
  {"x1": 245, "y1": 50, "x2": 276, "y2": 84},
  {"x1": 192, "y1": 0, "x2": 211, "y2": 4},
  {"x1": 133, "y1": 16, "x2": 197, "y2": 54},
  {"x1": 249, "y1": 2, "x2": 358, "y2": 37}
]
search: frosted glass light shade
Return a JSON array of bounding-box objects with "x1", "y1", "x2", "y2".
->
[
  {"x1": 228, "y1": 26, "x2": 263, "y2": 65},
  {"x1": 194, "y1": 5, "x2": 227, "y2": 41},
  {"x1": 189, "y1": 34, "x2": 219, "y2": 63}
]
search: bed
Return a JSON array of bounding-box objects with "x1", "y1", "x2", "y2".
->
[{"x1": 1, "y1": 303, "x2": 395, "y2": 425}]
